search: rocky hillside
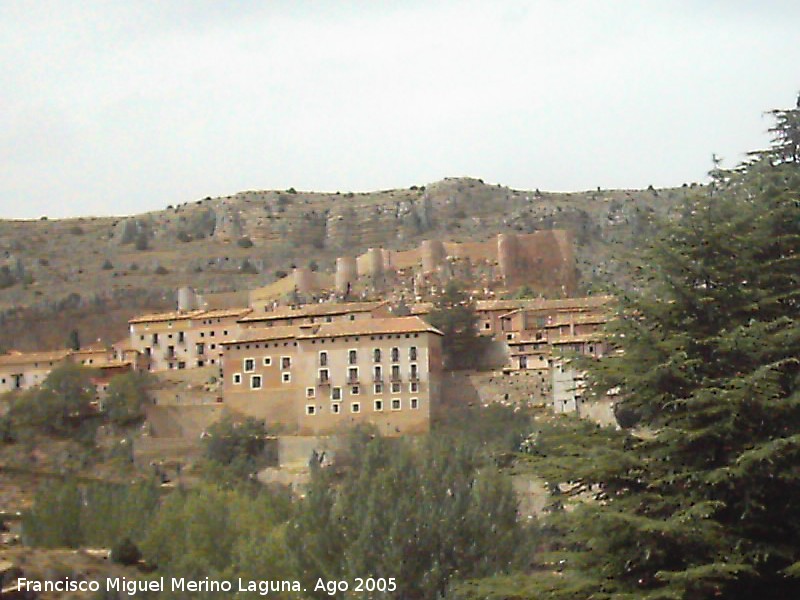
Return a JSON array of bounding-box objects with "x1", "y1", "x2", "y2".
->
[{"x1": 0, "y1": 177, "x2": 699, "y2": 350}]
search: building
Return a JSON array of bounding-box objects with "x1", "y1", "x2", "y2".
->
[
  {"x1": 128, "y1": 308, "x2": 252, "y2": 371},
  {"x1": 239, "y1": 300, "x2": 391, "y2": 328},
  {"x1": 221, "y1": 316, "x2": 443, "y2": 435},
  {"x1": 0, "y1": 350, "x2": 73, "y2": 393}
]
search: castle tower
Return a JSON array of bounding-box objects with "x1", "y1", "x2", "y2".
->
[
  {"x1": 293, "y1": 267, "x2": 315, "y2": 295},
  {"x1": 497, "y1": 233, "x2": 520, "y2": 283},
  {"x1": 335, "y1": 256, "x2": 358, "y2": 294},
  {"x1": 421, "y1": 240, "x2": 446, "y2": 274}
]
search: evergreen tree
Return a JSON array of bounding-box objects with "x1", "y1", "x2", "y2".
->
[
  {"x1": 427, "y1": 281, "x2": 488, "y2": 369},
  {"x1": 292, "y1": 432, "x2": 524, "y2": 599},
  {"x1": 451, "y1": 101, "x2": 800, "y2": 599}
]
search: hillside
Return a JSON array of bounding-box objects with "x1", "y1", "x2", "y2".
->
[{"x1": 0, "y1": 177, "x2": 698, "y2": 350}]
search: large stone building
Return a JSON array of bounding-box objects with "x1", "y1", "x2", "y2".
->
[
  {"x1": 128, "y1": 308, "x2": 252, "y2": 371},
  {"x1": 0, "y1": 350, "x2": 73, "y2": 393},
  {"x1": 221, "y1": 316, "x2": 443, "y2": 435}
]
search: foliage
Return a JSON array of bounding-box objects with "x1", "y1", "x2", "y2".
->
[
  {"x1": 291, "y1": 432, "x2": 525, "y2": 599},
  {"x1": 202, "y1": 415, "x2": 269, "y2": 481},
  {"x1": 103, "y1": 371, "x2": 152, "y2": 426},
  {"x1": 110, "y1": 536, "x2": 142, "y2": 565},
  {"x1": 134, "y1": 232, "x2": 149, "y2": 251},
  {"x1": 237, "y1": 236, "x2": 254, "y2": 248},
  {"x1": 427, "y1": 281, "x2": 489, "y2": 370},
  {"x1": 453, "y1": 101, "x2": 800, "y2": 599},
  {"x1": 67, "y1": 328, "x2": 80, "y2": 350},
  {"x1": 140, "y1": 484, "x2": 293, "y2": 597},
  {"x1": 0, "y1": 265, "x2": 18, "y2": 289},
  {"x1": 7, "y1": 363, "x2": 96, "y2": 437}
]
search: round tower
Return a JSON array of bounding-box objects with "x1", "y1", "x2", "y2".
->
[
  {"x1": 366, "y1": 248, "x2": 384, "y2": 280},
  {"x1": 421, "y1": 240, "x2": 446, "y2": 273},
  {"x1": 177, "y1": 286, "x2": 198, "y2": 311},
  {"x1": 497, "y1": 233, "x2": 520, "y2": 283},
  {"x1": 293, "y1": 267, "x2": 314, "y2": 295},
  {"x1": 335, "y1": 256, "x2": 358, "y2": 294}
]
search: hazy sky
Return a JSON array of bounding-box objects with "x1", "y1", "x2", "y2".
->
[{"x1": 1, "y1": 1, "x2": 798, "y2": 219}]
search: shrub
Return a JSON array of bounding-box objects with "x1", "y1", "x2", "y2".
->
[
  {"x1": 236, "y1": 237, "x2": 254, "y2": 248},
  {"x1": 135, "y1": 233, "x2": 149, "y2": 251},
  {"x1": 101, "y1": 259, "x2": 113, "y2": 270},
  {"x1": 69, "y1": 225, "x2": 84, "y2": 235},
  {"x1": 154, "y1": 266, "x2": 168, "y2": 275},
  {"x1": 111, "y1": 536, "x2": 142, "y2": 565}
]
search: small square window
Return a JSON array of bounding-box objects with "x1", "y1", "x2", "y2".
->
[
  {"x1": 306, "y1": 387, "x2": 315, "y2": 398},
  {"x1": 351, "y1": 385, "x2": 360, "y2": 395},
  {"x1": 391, "y1": 382, "x2": 401, "y2": 394},
  {"x1": 251, "y1": 375, "x2": 262, "y2": 389},
  {"x1": 391, "y1": 398, "x2": 401, "y2": 411},
  {"x1": 410, "y1": 398, "x2": 419, "y2": 409},
  {"x1": 332, "y1": 387, "x2": 342, "y2": 401},
  {"x1": 332, "y1": 403, "x2": 341, "y2": 414},
  {"x1": 233, "y1": 373, "x2": 242, "y2": 385},
  {"x1": 374, "y1": 399, "x2": 383, "y2": 411},
  {"x1": 281, "y1": 356, "x2": 291, "y2": 369},
  {"x1": 306, "y1": 405, "x2": 316, "y2": 415},
  {"x1": 263, "y1": 356, "x2": 272, "y2": 366},
  {"x1": 410, "y1": 382, "x2": 419, "y2": 393},
  {"x1": 374, "y1": 383, "x2": 383, "y2": 395},
  {"x1": 351, "y1": 402, "x2": 360, "y2": 413},
  {"x1": 244, "y1": 358, "x2": 255, "y2": 372},
  {"x1": 282, "y1": 372, "x2": 291, "y2": 383}
]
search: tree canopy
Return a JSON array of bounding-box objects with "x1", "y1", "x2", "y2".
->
[{"x1": 452, "y1": 100, "x2": 800, "y2": 599}]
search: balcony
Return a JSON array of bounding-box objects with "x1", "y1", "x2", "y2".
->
[
  {"x1": 316, "y1": 377, "x2": 331, "y2": 386},
  {"x1": 372, "y1": 373, "x2": 383, "y2": 382},
  {"x1": 390, "y1": 372, "x2": 402, "y2": 382},
  {"x1": 409, "y1": 372, "x2": 420, "y2": 382}
]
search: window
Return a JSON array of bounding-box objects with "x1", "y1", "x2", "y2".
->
[
  {"x1": 306, "y1": 387, "x2": 315, "y2": 398},
  {"x1": 178, "y1": 331, "x2": 185, "y2": 343},
  {"x1": 348, "y1": 367, "x2": 358, "y2": 383},
  {"x1": 410, "y1": 398, "x2": 419, "y2": 409},
  {"x1": 244, "y1": 358, "x2": 255, "y2": 372},
  {"x1": 177, "y1": 361, "x2": 186, "y2": 369},
  {"x1": 349, "y1": 314, "x2": 356, "y2": 321},
  {"x1": 410, "y1": 364, "x2": 418, "y2": 380},
  {"x1": 282, "y1": 372, "x2": 291, "y2": 383},
  {"x1": 263, "y1": 356, "x2": 272, "y2": 366},
  {"x1": 332, "y1": 403, "x2": 341, "y2": 414},
  {"x1": 152, "y1": 333, "x2": 159, "y2": 344},
  {"x1": 251, "y1": 375, "x2": 262, "y2": 389},
  {"x1": 391, "y1": 382, "x2": 401, "y2": 394},
  {"x1": 391, "y1": 398, "x2": 401, "y2": 411},
  {"x1": 351, "y1": 402, "x2": 361, "y2": 413},
  {"x1": 318, "y1": 368, "x2": 330, "y2": 383},
  {"x1": 391, "y1": 347, "x2": 399, "y2": 362},
  {"x1": 348, "y1": 349, "x2": 357, "y2": 365},
  {"x1": 374, "y1": 383, "x2": 383, "y2": 395},
  {"x1": 332, "y1": 387, "x2": 342, "y2": 400},
  {"x1": 306, "y1": 405, "x2": 316, "y2": 415},
  {"x1": 233, "y1": 373, "x2": 242, "y2": 385},
  {"x1": 281, "y1": 356, "x2": 291, "y2": 369},
  {"x1": 319, "y1": 351, "x2": 328, "y2": 367},
  {"x1": 410, "y1": 382, "x2": 419, "y2": 393},
  {"x1": 409, "y1": 346, "x2": 417, "y2": 360},
  {"x1": 373, "y1": 348, "x2": 381, "y2": 362},
  {"x1": 373, "y1": 365, "x2": 382, "y2": 381},
  {"x1": 391, "y1": 365, "x2": 400, "y2": 380},
  {"x1": 374, "y1": 399, "x2": 383, "y2": 411},
  {"x1": 351, "y1": 385, "x2": 360, "y2": 395}
]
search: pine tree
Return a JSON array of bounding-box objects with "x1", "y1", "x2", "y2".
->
[
  {"x1": 427, "y1": 281, "x2": 488, "y2": 369},
  {"x1": 450, "y1": 101, "x2": 800, "y2": 599}
]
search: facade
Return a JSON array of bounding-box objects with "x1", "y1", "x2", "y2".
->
[
  {"x1": 128, "y1": 308, "x2": 252, "y2": 371},
  {"x1": 221, "y1": 316, "x2": 443, "y2": 435},
  {"x1": 0, "y1": 350, "x2": 73, "y2": 393}
]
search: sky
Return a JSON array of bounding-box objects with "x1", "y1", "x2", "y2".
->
[{"x1": 1, "y1": 1, "x2": 798, "y2": 219}]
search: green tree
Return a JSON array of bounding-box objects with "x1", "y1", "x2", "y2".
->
[
  {"x1": 103, "y1": 371, "x2": 152, "y2": 426},
  {"x1": 292, "y1": 433, "x2": 524, "y2": 599},
  {"x1": 67, "y1": 328, "x2": 80, "y2": 350},
  {"x1": 8, "y1": 363, "x2": 95, "y2": 436},
  {"x1": 427, "y1": 281, "x2": 488, "y2": 369},
  {"x1": 451, "y1": 101, "x2": 800, "y2": 599},
  {"x1": 202, "y1": 415, "x2": 268, "y2": 482}
]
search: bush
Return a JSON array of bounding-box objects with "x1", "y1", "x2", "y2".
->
[
  {"x1": 236, "y1": 237, "x2": 254, "y2": 248},
  {"x1": 239, "y1": 259, "x2": 258, "y2": 275},
  {"x1": 104, "y1": 372, "x2": 152, "y2": 426},
  {"x1": 274, "y1": 270, "x2": 288, "y2": 279},
  {"x1": 69, "y1": 225, "x2": 84, "y2": 235},
  {"x1": 111, "y1": 536, "x2": 142, "y2": 565},
  {"x1": 154, "y1": 266, "x2": 168, "y2": 275},
  {"x1": 101, "y1": 259, "x2": 113, "y2": 270},
  {"x1": 177, "y1": 230, "x2": 192, "y2": 243}
]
